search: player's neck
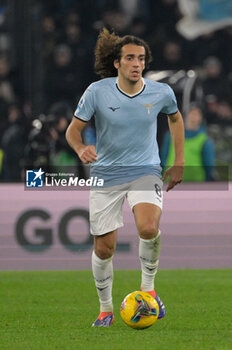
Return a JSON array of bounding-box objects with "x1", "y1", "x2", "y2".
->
[{"x1": 117, "y1": 76, "x2": 144, "y2": 95}]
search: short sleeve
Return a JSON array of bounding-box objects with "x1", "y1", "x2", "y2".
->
[
  {"x1": 160, "y1": 84, "x2": 178, "y2": 115},
  {"x1": 74, "y1": 84, "x2": 95, "y2": 121}
]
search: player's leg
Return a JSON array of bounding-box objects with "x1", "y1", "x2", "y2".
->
[
  {"x1": 134, "y1": 203, "x2": 165, "y2": 318},
  {"x1": 93, "y1": 230, "x2": 117, "y2": 312},
  {"x1": 133, "y1": 202, "x2": 162, "y2": 292},
  {"x1": 127, "y1": 175, "x2": 165, "y2": 318},
  {"x1": 90, "y1": 189, "x2": 125, "y2": 327}
]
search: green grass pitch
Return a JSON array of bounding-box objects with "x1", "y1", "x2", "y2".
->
[{"x1": 0, "y1": 270, "x2": 231, "y2": 350}]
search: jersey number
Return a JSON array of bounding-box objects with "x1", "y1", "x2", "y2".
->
[{"x1": 154, "y1": 184, "x2": 162, "y2": 198}]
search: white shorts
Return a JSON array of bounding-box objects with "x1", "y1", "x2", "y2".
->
[{"x1": 89, "y1": 175, "x2": 163, "y2": 235}]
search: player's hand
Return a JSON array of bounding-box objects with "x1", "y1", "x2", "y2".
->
[
  {"x1": 162, "y1": 165, "x2": 184, "y2": 192},
  {"x1": 78, "y1": 145, "x2": 98, "y2": 164}
]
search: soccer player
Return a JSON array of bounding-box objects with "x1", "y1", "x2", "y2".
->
[{"x1": 66, "y1": 28, "x2": 185, "y2": 327}]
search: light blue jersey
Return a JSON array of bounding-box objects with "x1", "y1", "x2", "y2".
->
[{"x1": 74, "y1": 77, "x2": 178, "y2": 186}]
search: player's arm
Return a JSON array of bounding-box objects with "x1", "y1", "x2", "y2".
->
[
  {"x1": 65, "y1": 117, "x2": 98, "y2": 164},
  {"x1": 162, "y1": 110, "x2": 185, "y2": 191}
]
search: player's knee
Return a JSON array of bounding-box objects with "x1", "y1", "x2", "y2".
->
[
  {"x1": 94, "y1": 245, "x2": 115, "y2": 260},
  {"x1": 139, "y1": 223, "x2": 159, "y2": 240}
]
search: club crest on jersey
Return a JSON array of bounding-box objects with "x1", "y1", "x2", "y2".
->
[{"x1": 143, "y1": 102, "x2": 156, "y2": 115}]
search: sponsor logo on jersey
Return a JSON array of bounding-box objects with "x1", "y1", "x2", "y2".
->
[{"x1": 108, "y1": 106, "x2": 120, "y2": 112}]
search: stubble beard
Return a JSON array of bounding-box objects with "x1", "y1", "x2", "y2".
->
[{"x1": 126, "y1": 74, "x2": 142, "y2": 85}]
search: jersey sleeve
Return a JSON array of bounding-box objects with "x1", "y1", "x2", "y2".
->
[
  {"x1": 160, "y1": 84, "x2": 178, "y2": 115},
  {"x1": 74, "y1": 84, "x2": 95, "y2": 121}
]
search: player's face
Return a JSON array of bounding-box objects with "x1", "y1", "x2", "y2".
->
[{"x1": 114, "y1": 44, "x2": 145, "y2": 83}]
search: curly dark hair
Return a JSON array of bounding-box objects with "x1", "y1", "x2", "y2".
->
[{"x1": 94, "y1": 28, "x2": 152, "y2": 78}]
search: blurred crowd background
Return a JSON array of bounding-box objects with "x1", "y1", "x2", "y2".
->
[{"x1": 0, "y1": 0, "x2": 232, "y2": 182}]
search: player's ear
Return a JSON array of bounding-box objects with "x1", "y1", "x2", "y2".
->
[{"x1": 114, "y1": 59, "x2": 119, "y2": 70}]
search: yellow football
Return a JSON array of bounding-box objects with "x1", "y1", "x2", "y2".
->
[{"x1": 120, "y1": 291, "x2": 159, "y2": 329}]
